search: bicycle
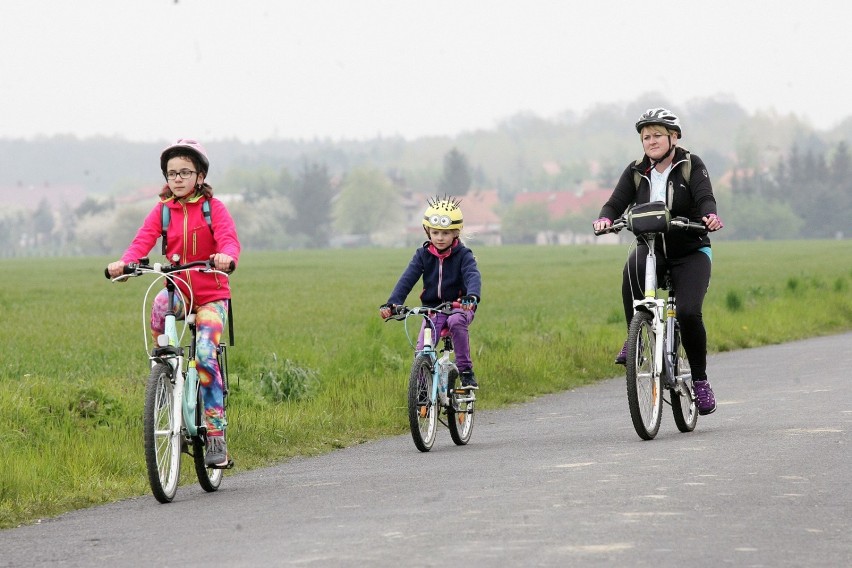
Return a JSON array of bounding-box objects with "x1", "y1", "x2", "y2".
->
[
  {"x1": 386, "y1": 302, "x2": 476, "y2": 452},
  {"x1": 595, "y1": 204, "x2": 707, "y2": 440},
  {"x1": 105, "y1": 256, "x2": 234, "y2": 503}
]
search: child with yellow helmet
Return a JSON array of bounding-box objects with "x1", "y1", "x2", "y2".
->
[{"x1": 380, "y1": 196, "x2": 482, "y2": 389}]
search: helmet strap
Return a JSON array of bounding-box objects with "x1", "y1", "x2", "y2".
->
[{"x1": 650, "y1": 136, "x2": 675, "y2": 167}]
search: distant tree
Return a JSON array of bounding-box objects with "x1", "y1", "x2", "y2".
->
[
  {"x1": 438, "y1": 148, "x2": 472, "y2": 196},
  {"x1": 31, "y1": 198, "x2": 55, "y2": 246},
  {"x1": 499, "y1": 202, "x2": 549, "y2": 244},
  {"x1": 333, "y1": 167, "x2": 400, "y2": 238},
  {"x1": 288, "y1": 161, "x2": 334, "y2": 248}
]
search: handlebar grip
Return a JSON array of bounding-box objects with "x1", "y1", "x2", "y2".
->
[
  {"x1": 104, "y1": 268, "x2": 111, "y2": 279},
  {"x1": 228, "y1": 260, "x2": 236, "y2": 272}
]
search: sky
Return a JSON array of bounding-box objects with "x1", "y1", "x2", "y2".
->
[{"x1": 2, "y1": 0, "x2": 851, "y2": 143}]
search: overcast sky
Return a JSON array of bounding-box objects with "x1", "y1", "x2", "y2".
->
[{"x1": 2, "y1": 0, "x2": 849, "y2": 143}]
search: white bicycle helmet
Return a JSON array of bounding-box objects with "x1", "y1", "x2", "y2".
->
[{"x1": 635, "y1": 108, "x2": 682, "y2": 136}]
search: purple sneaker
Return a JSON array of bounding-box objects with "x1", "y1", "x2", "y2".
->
[
  {"x1": 615, "y1": 341, "x2": 628, "y2": 365},
  {"x1": 693, "y1": 379, "x2": 717, "y2": 415}
]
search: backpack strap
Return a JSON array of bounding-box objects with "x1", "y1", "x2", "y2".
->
[
  {"x1": 160, "y1": 203, "x2": 170, "y2": 255},
  {"x1": 227, "y1": 298, "x2": 234, "y2": 346}
]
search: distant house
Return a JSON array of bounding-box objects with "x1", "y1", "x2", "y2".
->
[{"x1": 514, "y1": 183, "x2": 614, "y2": 244}]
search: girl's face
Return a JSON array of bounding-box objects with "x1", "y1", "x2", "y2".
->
[
  {"x1": 428, "y1": 227, "x2": 457, "y2": 249},
  {"x1": 165, "y1": 156, "x2": 204, "y2": 199},
  {"x1": 641, "y1": 126, "x2": 676, "y2": 162}
]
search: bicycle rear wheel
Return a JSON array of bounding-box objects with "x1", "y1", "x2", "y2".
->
[
  {"x1": 447, "y1": 374, "x2": 475, "y2": 446},
  {"x1": 144, "y1": 363, "x2": 181, "y2": 503},
  {"x1": 408, "y1": 354, "x2": 437, "y2": 452},
  {"x1": 670, "y1": 322, "x2": 698, "y2": 432},
  {"x1": 626, "y1": 312, "x2": 662, "y2": 440}
]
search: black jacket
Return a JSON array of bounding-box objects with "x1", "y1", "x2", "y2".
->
[{"x1": 599, "y1": 146, "x2": 718, "y2": 258}]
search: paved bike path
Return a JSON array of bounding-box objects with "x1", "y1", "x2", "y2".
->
[{"x1": 2, "y1": 333, "x2": 850, "y2": 567}]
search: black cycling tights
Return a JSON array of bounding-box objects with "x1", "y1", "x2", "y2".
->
[{"x1": 622, "y1": 246, "x2": 712, "y2": 381}]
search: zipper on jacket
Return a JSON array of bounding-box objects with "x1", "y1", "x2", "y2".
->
[{"x1": 437, "y1": 258, "x2": 444, "y2": 300}]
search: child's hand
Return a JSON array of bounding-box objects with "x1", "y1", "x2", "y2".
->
[
  {"x1": 379, "y1": 304, "x2": 394, "y2": 319},
  {"x1": 460, "y1": 295, "x2": 479, "y2": 310}
]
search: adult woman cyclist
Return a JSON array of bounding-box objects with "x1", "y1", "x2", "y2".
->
[{"x1": 592, "y1": 108, "x2": 724, "y2": 415}]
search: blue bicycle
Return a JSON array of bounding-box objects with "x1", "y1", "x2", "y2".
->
[{"x1": 387, "y1": 302, "x2": 476, "y2": 452}]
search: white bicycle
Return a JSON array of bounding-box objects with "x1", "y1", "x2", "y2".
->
[
  {"x1": 106, "y1": 256, "x2": 234, "y2": 502},
  {"x1": 596, "y1": 204, "x2": 707, "y2": 440}
]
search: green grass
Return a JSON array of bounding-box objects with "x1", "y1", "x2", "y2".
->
[{"x1": 2, "y1": 240, "x2": 851, "y2": 528}]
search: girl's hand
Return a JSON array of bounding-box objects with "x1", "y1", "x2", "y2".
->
[
  {"x1": 107, "y1": 260, "x2": 126, "y2": 279},
  {"x1": 210, "y1": 253, "x2": 235, "y2": 272}
]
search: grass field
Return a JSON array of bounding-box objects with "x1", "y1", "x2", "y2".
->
[{"x1": 2, "y1": 240, "x2": 851, "y2": 528}]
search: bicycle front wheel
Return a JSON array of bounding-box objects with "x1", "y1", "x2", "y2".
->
[
  {"x1": 447, "y1": 375, "x2": 475, "y2": 446},
  {"x1": 144, "y1": 363, "x2": 181, "y2": 503},
  {"x1": 408, "y1": 354, "x2": 438, "y2": 452},
  {"x1": 626, "y1": 312, "x2": 662, "y2": 440},
  {"x1": 670, "y1": 322, "x2": 698, "y2": 432}
]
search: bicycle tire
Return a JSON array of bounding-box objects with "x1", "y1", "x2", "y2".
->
[
  {"x1": 626, "y1": 311, "x2": 662, "y2": 440},
  {"x1": 144, "y1": 362, "x2": 181, "y2": 503},
  {"x1": 447, "y1": 373, "x2": 475, "y2": 446},
  {"x1": 670, "y1": 322, "x2": 698, "y2": 432},
  {"x1": 408, "y1": 354, "x2": 437, "y2": 452},
  {"x1": 192, "y1": 381, "x2": 223, "y2": 492}
]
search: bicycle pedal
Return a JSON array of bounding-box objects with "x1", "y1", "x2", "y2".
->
[{"x1": 209, "y1": 459, "x2": 234, "y2": 470}]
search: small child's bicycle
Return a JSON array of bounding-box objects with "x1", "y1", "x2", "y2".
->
[
  {"x1": 595, "y1": 205, "x2": 707, "y2": 440},
  {"x1": 386, "y1": 302, "x2": 476, "y2": 452},
  {"x1": 105, "y1": 256, "x2": 234, "y2": 503}
]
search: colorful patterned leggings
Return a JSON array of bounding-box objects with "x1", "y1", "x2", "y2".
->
[{"x1": 151, "y1": 290, "x2": 228, "y2": 436}]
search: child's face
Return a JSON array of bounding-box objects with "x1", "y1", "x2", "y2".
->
[
  {"x1": 428, "y1": 228, "x2": 457, "y2": 249},
  {"x1": 165, "y1": 156, "x2": 203, "y2": 199}
]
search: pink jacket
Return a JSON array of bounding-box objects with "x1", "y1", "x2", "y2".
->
[{"x1": 121, "y1": 196, "x2": 241, "y2": 307}]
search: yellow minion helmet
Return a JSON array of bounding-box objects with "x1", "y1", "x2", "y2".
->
[{"x1": 423, "y1": 195, "x2": 464, "y2": 231}]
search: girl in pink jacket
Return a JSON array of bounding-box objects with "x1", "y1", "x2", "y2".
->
[{"x1": 107, "y1": 139, "x2": 240, "y2": 468}]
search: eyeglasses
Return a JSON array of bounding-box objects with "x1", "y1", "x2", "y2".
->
[{"x1": 166, "y1": 169, "x2": 197, "y2": 180}]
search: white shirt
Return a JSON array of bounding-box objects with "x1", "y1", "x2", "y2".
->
[{"x1": 650, "y1": 163, "x2": 672, "y2": 204}]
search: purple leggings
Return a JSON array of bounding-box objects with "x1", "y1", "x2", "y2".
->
[
  {"x1": 416, "y1": 309, "x2": 475, "y2": 372},
  {"x1": 151, "y1": 290, "x2": 228, "y2": 436}
]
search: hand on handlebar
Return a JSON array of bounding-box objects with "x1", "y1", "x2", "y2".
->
[
  {"x1": 106, "y1": 260, "x2": 126, "y2": 279},
  {"x1": 592, "y1": 217, "x2": 612, "y2": 233},
  {"x1": 702, "y1": 213, "x2": 724, "y2": 232},
  {"x1": 379, "y1": 303, "x2": 396, "y2": 319},
  {"x1": 460, "y1": 295, "x2": 479, "y2": 311},
  {"x1": 209, "y1": 253, "x2": 236, "y2": 273}
]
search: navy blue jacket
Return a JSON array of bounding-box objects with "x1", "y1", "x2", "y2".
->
[{"x1": 387, "y1": 239, "x2": 481, "y2": 308}]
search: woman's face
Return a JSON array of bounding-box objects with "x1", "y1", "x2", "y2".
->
[
  {"x1": 165, "y1": 156, "x2": 204, "y2": 199},
  {"x1": 641, "y1": 126, "x2": 676, "y2": 161}
]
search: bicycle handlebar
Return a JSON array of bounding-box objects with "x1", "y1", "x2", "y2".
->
[
  {"x1": 594, "y1": 215, "x2": 707, "y2": 236},
  {"x1": 386, "y1": 301, "x2": 463, "y2": 321},
  {"x1": 104, "y1": 258, "x2": 235, "y2": 280}
]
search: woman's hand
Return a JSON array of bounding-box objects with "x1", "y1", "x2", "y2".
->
[
  {"x1": 702, "y1": 213, "x2": 724, "y2": 232},
  {"x1": 592, "y1": 217, "x2": 612, "y2": 232}
]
